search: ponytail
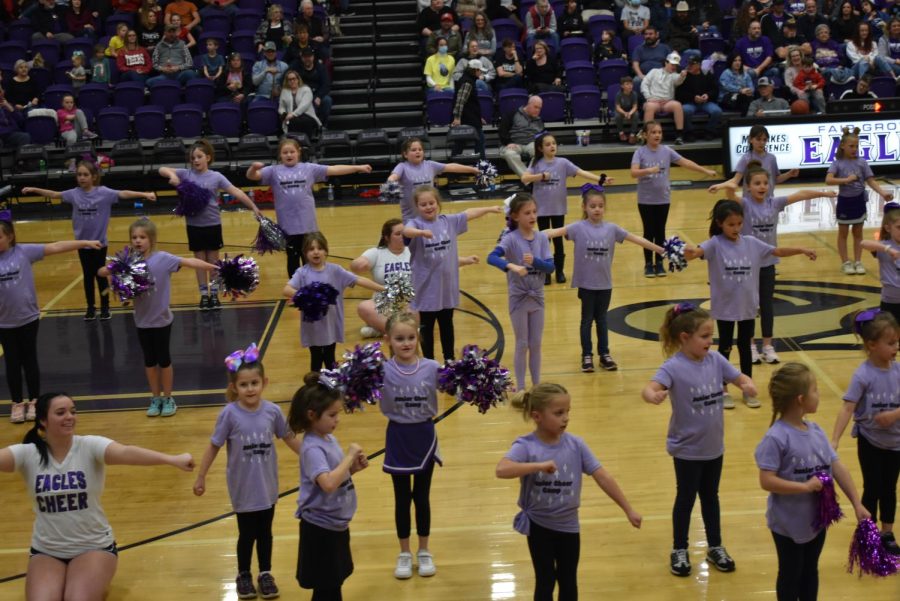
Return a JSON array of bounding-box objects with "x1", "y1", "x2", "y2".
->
[{"x1": 22, "y1": 392, "x2": 67, "y2": 468}]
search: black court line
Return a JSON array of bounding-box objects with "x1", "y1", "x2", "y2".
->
[{"x1": 0, "y1": 289, "x2": 504, "y2": 583}]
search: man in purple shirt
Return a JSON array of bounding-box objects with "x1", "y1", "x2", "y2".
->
[{"x1": 735, "y1": 20, "x2": 779, "y2": 82}]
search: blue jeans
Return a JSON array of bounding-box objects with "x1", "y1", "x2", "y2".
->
[
  {"x1": 682, "y1": 101, "x2": 722, "y2": 132},
  {"x1": 852, "y1": 56, "x2": 893, "y2": 78},
  {"x1": 578, "y1": 288, "x2": 612, "y2": 356},
  {"x1": 820, "y1": 65, "x2": 855, "y2": 84},
  {"x1": 314, "y1": 94, "x2": 332, "y2": 125},
  {"x1": 495, "y1": 74, "x2": 524, "y2": 90},
  {"x1": 147, "y1": 70, "x2": 197, "y2": 87},
  {"x1": 748, "y1": 66, "x2": 779, "y2": 83}
]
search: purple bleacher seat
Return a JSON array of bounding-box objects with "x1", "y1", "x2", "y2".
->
[
  {"x1": 63, "y1": 39, "x2": 94, "y2": 62},
  {"x1": 565, "y1": 60, "x2": 595, "y2": 88},
  {"x1": 459, "y1": 17, "x2": 473, "y2": 35},
  {"x1": 719, "y1": 0, "x2": 737, "y2": 13},
  {"x1": 25, "y1": 114, "x2": 57, "y2": 144},
  {"x1": 7, "y1": 19, "x2": 33, "y2": 47},
  {"x1": 52, "y1": 60, "x2": 73, "y2": 85},
  {"x1": 183, "y1": 78, "x2": 216, "y2": 112},
  {"x1": 627, "y1": 35, "x2": 643, "y2": 56},
  {"x1": 134, "y1": 105, "x2": 167, "y2": 139},
  {"x1": 570, "y1": 85, "x2": 601, "y2": 120},
  {"x1": 551, "y1": 0, "x2": 565, "y2": 19},
  {"x1": 491, "y1": 19, "x2": 520, "y2": 45},
  {"x1": 712, "y1": 60, "x2": 727, "y2": 79},
  {"x1": 519, "y1": 0, "x2": 537, "y2": 21},
  {"x1": 478, "y1": 90, "x2": 494, "y2": 124},
  {"x1": 105, "y1": 14, "x2": 134, "y2": 37},
  {"x1": 202, "y1": 12, "x2": 231, "y2": 33},
  {"x1": 597, "y1": 58, "x2": 629, "y2": 89},
  {"x1": 31, "y1": 38, "x2": 60, "y2": 67},
  {"x1": 230, "y1": 30, "x2": 257, "y2": 55},
  {"x1": 826, "y1": 80, "x2": 855, "y2": 100},
  {"x1": 699, "y1": 36, "x2": 726, "y2": 58},
  {"x1": 721, "y1": 16, "x2": 735, "y2": 41},
  {"x1": 77, "y1": 84, "x2": 111, "y2": 117},
  {"x1": 29, "y1": 67, "x2": 51, "y2": 96},
  {"x1": 97, "y1": 106, "x2": 130, "y2": 141},
  {"x1": 42, "y1": 84, "x2": 74, "y2": 109},
  {"x1": 209, "y1": 102, "x2": 243, "y2": 136},
  {"x1": 280, "y1": 4, "x2": 297, "y2": 20},
  {"x1": 498, "y1": 87, "x2": 528, "y2": 117},
  {"x1": 588, "y1": 15, "x2": 617, "y2": 45},
  {"x1": 425, "y1": 91, "x2": 453, "y2": 127},
  {"x1": 0, "y1": 41, "x2": 27, "y2": 69},
  {"x1": 606, "y1": 83, "x2": 620, "y2": 118},
  {"x1": 172, "y1": 103, "x2": 204, "y2": 137},
  {"x1": 869, "y1": 76, "x2": 896, "y2": 99},
  {"x1": 148, "y1": 79, "x2": 182, "y2": 113},
  {"x1": 538, "y1": 91, "x2": 566, "y2": 122},
  {"x1": 234, "y1": 10, "x2": 263, "y2": 33},
  {"x1": 246, "y1": 99, "x2": 280, "y2": 136},
  {"x1": 237, "y1": 0, "x2": 266, "y2": 10},
  {"x1": 560, "y1": 37, "x2": 591, "y2": 65},
  {"x1": 113, "y1": 81, "x2": 146, "y2": 115}
]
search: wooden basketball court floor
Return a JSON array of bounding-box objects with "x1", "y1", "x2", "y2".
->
[{"x1": 1, "y1": 166, "x2": 899, "y2": 600}]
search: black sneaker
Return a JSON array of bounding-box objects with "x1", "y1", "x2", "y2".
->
[
  {"x1": 83, "y1": 307, "x2": 96, "y2": 321},
  {"x1": 644, "y1": 264, "x2": 655, "y2": 278},
  {"x1": 99, "y1": 307, "x2": 111, "y2": 320},
  {"x1": 210, "y1": 295, "x2": 222, "y2": 310},
  {"x1": 199, "y1": 295, "x2": 210, "y2": 310},
  {"x1": 581, "y1": 355, "x2": 594, "y2": 372},
  {"x1": 544, "y1": 273, "x2": 551, "y2": 286},
  {"x1": 555, "y1": 272, "x2": 567, "y2": 284},
  {"x1": 655, "y1": 263, "x2": 667, "y2": 277},
  {"x1": 235, "y1": 571, "x2": 257, "y2": 599},
  {"x1": 599, "y1": 354, "x2": 618, "y2": 371},
  {"x1": 257, "y1": 571, "x2": 279, "y2": 599},
  {"x1": 882, "y1": 532, "x2": 900, "y2": 555},
  {"x1": 670, "y1": 548, "x2": 691, "y2": 577},
  {"x1": 706, "y1": 546, "x2": 736, "y2": 572}
]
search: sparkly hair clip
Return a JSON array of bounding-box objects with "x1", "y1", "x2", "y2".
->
[
  {"x1": 853, "y1": 309, "x2": 881, "y2": 336},
  {"x1": 883, "y1": 201, "x2": 900, "y2": 212},
  {"x1": 673, "y1": 302, "x2": 697, "y2": 316},
  {"x1": 224, "y1": 342, "x2": 260, "y2": 372},
  {"x1": 503, "y1": 193, "x2": 516, "y2": 214}
]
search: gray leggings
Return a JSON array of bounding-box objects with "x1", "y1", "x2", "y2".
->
[{"x1": 510, "y1": 296, "x2": 544, "y2": 391}]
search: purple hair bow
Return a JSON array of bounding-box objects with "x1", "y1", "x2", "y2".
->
[{"x1": 224, "y1": 343, "x2": 260, "y2": 372}]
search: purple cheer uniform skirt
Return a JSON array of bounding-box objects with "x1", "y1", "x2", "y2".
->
[{"x1": 383, "y1": 420, "x2": 442, "y2": 474}]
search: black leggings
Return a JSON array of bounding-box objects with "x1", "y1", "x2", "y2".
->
[
  {"x1": 285, "y1": 233, "x2": 309, "y2": 279},
  {"x1": 771, "y1": 528, "x2": 826, "y2": 601},
  {"x1": 673, "y1": 455, "x2": 723, "y2": 549},
  {"x1": 236, "y1": 506, "x2": 275, "y2": 573},
  {"x1": 78, "y1": 247, "x2": 109, "y2": 310},
  {"x1": 0, "y1": 319, "x2": 40, "y2": 404},
  {"x1": 857, "y1": 433, "x2": 900, "y2": 525},
  {"x1": 759, "y1": 265, "x2": 775, "y2": 339},
  {"x1": 526, "y1": 521, "x2": 580, "y2": 601},
  {"x1": 717, "y1": 319, "x2": 755, "y2": 378},
  {"x1": 537, "y1": 215, "x2": 565, "y2": 257},
  {"x1": 637, "y1": 203, "x2": 670, "y2": 266},
  {"x1": 311, "y1": 589, "x2": 342, "y2": 601},
  {"x1": 136, "y1": 324, "x2": 173, "y2": 368},
  {"x1": 391, "y1": 461, "x2": 435, "y2": 539},
  {"x1": 419, "y1": 308, "x2": 455, "y2": 361},
  {"x1": 310, "y1": 343, "x2": 337, "y2": 372}
]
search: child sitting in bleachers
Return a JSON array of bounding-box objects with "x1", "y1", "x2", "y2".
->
[
  {"x1": 91, "y1": 45, "x2": 111, "y2": 85},
  {"x1": 57, "y1": 94, "x2": 97, "y2": 146}
]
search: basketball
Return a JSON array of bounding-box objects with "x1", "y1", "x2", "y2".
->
[{"x1": 791, "y1": 99, "x2": 811, "y2": 114}]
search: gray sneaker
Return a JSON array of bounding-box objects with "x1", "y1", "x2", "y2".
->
[
  {"x1": 236, "y1": 571, "x2": 257, "y2": 599},
  {"x1": 160, "y1": 396, "x2": 177, "y2": 417}
]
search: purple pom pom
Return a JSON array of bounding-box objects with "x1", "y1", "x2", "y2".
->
[
  {"x1": 292, "y1": 282, "x2": 340, "y2": 322},
  {"x1": 437, "y1": 344, "x2": 512, "y2": 414},
  {"x1": 321, "y1": 342, "x2": 385, "y2": 412},
  {"x1": 813, "y1": 471, "x2": 844, "y2": 530},
  {"x1": 663, "y1": 236, "x2": 687, "y2": 272},
  {"x1": 475, "y1": 160, "x2": 498, "y2": 189},
  {"x1": 173, "y1": 180, "x2": 213, "y2": 217},
  {"x1": 215, "y1": 254, "x2": 260, "y2": 300},
  {"x1": 848, "y1": 518, "x2": 900, "y2": 577},
  {"x1": 105, "y1": 246, "x2": 155, "y2": 303},
  {"x1": 379, "y1": 181, "x2": 401, "y2": 203},
  {"x1": 252, "y1": 215, "x2": 287, "y2": 254}
]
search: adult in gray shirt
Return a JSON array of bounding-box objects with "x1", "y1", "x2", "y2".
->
[
  {"x1": 500, "y1": 96, "x2": 544, "y2": 176},
  {"x1": 147, "y1": 25, "x2": 196, "y2": 88},
  {"x1": 746, "y1": 77, "x2": 789, "y2": 116}
]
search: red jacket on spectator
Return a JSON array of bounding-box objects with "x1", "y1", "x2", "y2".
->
[
  {"x1": 117, "y1": 47, "x2": 153, "y2": 74},
  {"x1": 111, "y1": 0, "x2": 142, "y2": 12},
  {"x1": 793, "y1": 67, "x2": 825, "y2": 90}
]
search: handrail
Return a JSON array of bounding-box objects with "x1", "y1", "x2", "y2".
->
[{"x1": 365, "y1": 0, "x2": 379, "y2": 125}]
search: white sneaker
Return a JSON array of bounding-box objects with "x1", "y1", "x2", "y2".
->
[
  {"x1": 417, "y1": 550, "x2": 436, "y2": 577},
  {"x1": 722, "y1": 393, "x2": 735, "y2": 410},
  {"x1": 761, "y1": 345, "x2": 780, "y2": 364},
  {"x1": 394, "y1": 552, "x2": 413, "y2": 579},
  {"x1": 25, "y1": 399, "x2": 36, "y2": 421},
  {"x1": 841, "y1": 261, "x2": 855, "y2": 275},
  {"x1": 743, "y1": 394, "x2": 762, "y2": 409},
  {"x1": 854, "y1": 261, "x2": 867, "y2": 275},
  {"x1": 360, "y1": 326, "x2": 381, "y2": 339},
  {"x1": 751, "y1": 345, "x2": 761, "y2": 365}
]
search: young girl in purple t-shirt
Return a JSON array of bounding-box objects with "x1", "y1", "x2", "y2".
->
[
  {"x1": 403, "y1": 185, "x2": 502, "y2": 361},
  {"x1": 282, "y1": 232, "x2": 383, "y2": 372},
  {"x1": 861, "y1": 202, "x2": 900, "y2": 324},
  {"x1": 684, "y1": 200, "x2": 817, "y2": 408},
  {"x1": 246, "y1": 138, "x2": 373, "y2": 278},
  {"x1": 521, "y1": 132, "x2": 608, "y2": 285},
  {"x1": 831, "y1": 310, "x2": 900, "y2": 555},
  {"x1": 193, "y1": 344, "x2": 300, "y2": 599},
  {"x1": 98, "y1": 218, "x2": 217, "y2": 418},
  {"x1": 23, "y1": 160, "x2": 157, "y2": 321},
  {"x1": 642, "y1": 303, "x2": 756, "y2": 577},
  {"x1": 0, "y1": 219, "x2": 101, "y2": 424},
  {"x1": 289, "y1": 372, "x2": 369, "y2": 601},
  {"x1": 159, "y1": 139, "x2": 262, "y2": 310},
  {"x1": 825, "y1": 126, "x2": 894, "y2": 276},
  {"x1": 544, "y1": 184, "x2": 665, "y2": 373},
  {"x1": 757, "y1": 362, "x2": 869, "y2": 599},
  {"x1": 487, "y1": 193, "x2": 553, "y2": 391},
  {"x1": 496, "y1": 382, "x2": 641, "y2": 600},
  {"x1": 724, "y1": 124, "x2": 799, "y2": 199},
  {"x1": 630, "y1": 120, "x2": 716, "y2": 278}
]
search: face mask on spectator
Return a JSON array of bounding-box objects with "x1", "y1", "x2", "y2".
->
[{"x1": 438, "y1": 46, "x2": 448, "y2": 55}]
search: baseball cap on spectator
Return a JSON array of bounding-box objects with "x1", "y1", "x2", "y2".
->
[
  {"x1": 440, "y1": 13, "x2": 453, "y2": 22},
  {"x1": 263, "y1": 41, "x2": 277, "y2": 52},
  {"x1": 784, "y1": 17, "x2": 797, "y2": 28},
  {"x1": 757, "y1": 77, "x2": 774, "y2": 87},
  {"x1": 165, "y1": 24, "x2": 179, "y2": 33},
  {"x1": 688, "y1": 55, "x2": 701, "y2": 64},
  {"x1": 675, "y1": 1, "x2": 689, "y2": 11},
  {"x1": 468, "y1": 58, "x2": 486, "y2": 71},
  {"x1": 666, "y1": 52, "x2": 681, "y2": 65}
]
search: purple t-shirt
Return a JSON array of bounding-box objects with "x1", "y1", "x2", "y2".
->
[
  {"x1": 260, "y1": 163, "x2": 328, "y2": 236},
  {"x1": 391, "y1": 160, "x2": 447, "y2": 222},
  {"x1": 843, "y1": 360, "x2": 900, "y2": 451},
  {"x1": 498, "y1": 228, "x2": 551, "y2": 312},
  {"x1": 133, "y1": 251, "x2": 181, "y2": 329},
  {"x1": 812, "y1": 38, "x2": 842, "y2": 69},
  {"x1": 755, "y1": 420, "x2": 838, "y2": 543},
  {"x1": 504, "y1": 432, "x2": 602, "y2": 535},
  {"x1": 632, "y1": 145, "x2": 682, "y2": 205},
  {"x1": 736, "y1": 35, "x2": 774, "y2": 68},
  {"x1": 741, "y1": 194, "x2": 787, "y2": 268},
  {"x1": 296, "y1": 432, "x2": 357, "y2": 531},
  {"x1": 528, "y1": 157, "x2": 578, "y2": 217},
  {"x1": 379, "y1": 358, "x2": 440, "y2": 423},
  {"x1": 653, "y1": 351, "x2": 741, "y2": 460},
  {"x1": 0, "y1": 244, "x2": 44, "y2": 329},
  {"x1": 288, "y1": 262, "x2": 358, "y2": 347},
  {"x1": 827, "y1": 157, "x2": 872, "y2": 198},
  {"x1": 61, "y1": 186, "x2": 119, "y2": 245},
  {"x1": 700, "y1": 234, "x2": 775, "y2": 321},
  {"x1": 566, "y1": 220, "x2": 628, "y2": 290},
  {"x1": 210, "y1": 400, "x2": 292, "y2": 512},
  {"x1": 735, "y1": 151, "x2": 780, "y2": 198},
  {"x1": 175, "y1": 168, "x2": 232, "y2": 227},
  {"x1": 875, "y1": 239, "x2": 900, "y2": 303},
  {"x1": 407, "y1": 213, "x2": 468, "y2": 312}
]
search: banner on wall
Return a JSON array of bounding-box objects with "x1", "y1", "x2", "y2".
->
[{"x1": 723, "y1": 112, "x2": 900, "y2": 173}]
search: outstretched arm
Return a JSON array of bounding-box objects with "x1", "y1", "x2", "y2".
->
[
  {"x1": 674, "y1": 158, "x2": 717, "y2": 177},
  {"x1": 402, "y1": 225, "x2": 433, "y2": 239},
  {"x1": 624, "y1": 232, "x2": 663, "y2": 256},
  {"x1": 180, "y1": 257, "x2": 218, "y2": 271},
  {"x1": 496, "y1": 457, "x2": 558, "y2": 479},
  {"x1": 592, "y1": 467, "x2": 642, "y2": 528},
  {"x1": 707, "y1": 181, "x2": 739, "y2": 201},
  {"x1": 776, "y1": 168, "x2": 800, "y2": 184},
  {"x1": 683, "y1": 245, "x2": 704, "y2": 261},
  {"x1": 542, "y1": 226, "x2": 567, "y2": 239},
  {"x1": 159, "y1": 167, "x2": 180, "y2": 186},
  {"x1": 354, "y1": 276, "x2": 384, "y2": 293},
  {"x1": 443, "y1": 163, "x2": 480, "y2": 176},
  {"x1": 224, "y1": 184, "x2": 261, "y2": 217},
  {"x1": 785, "y1": 189, "x2": 836, "y2": 205},
  {"x1": 118, "y1": 190, "x2": 157, "y2": 202},
  {"x1": 865, "y1": 177, "x2": 895, "y2": 201},
  {"x1": 245, "y1": 161, "x2": 265, "y2": 181},
  {"x1": 21, "y1": 187, "x2": 63, "y2": 199},
  {"x1": 44, "y1": 240, "x2": 102, "y2": 256},
  {"x1": 573, "y1": 168, "x2": 611, "y2": 184},
  {"x1": 463, "y1": 205, "x2": 504, "y2": 221},
  {"x1": 326, "y1": 164, "x2": 373, "y2": 177},
  {"x1": 771, "y1": 246, "x2": 816, "y2": 260},
  {"x1": 349, "y1": 255, "x2": 372, "y2": 274},
  {"x1": 105, "y1": 441, "x2": 194, "y2": 471}
]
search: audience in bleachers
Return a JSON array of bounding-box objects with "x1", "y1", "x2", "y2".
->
[
  {"x1": 847, "y1": 20, "x2": 893, "y2": 78},
  {"x1": 839, "y1": 72, "x2": 877, "y2": 98},
  {"x1": 797, "y1": 0, "x2": 828, "y2": 40},
  {"x1": 198, "y1": 0, "x2": 237, "y2": 19},
  {"x1": 427, "y1": 13, "x2": 464, "y2": 55},
  {"x1": 525, "y1": 0, "x2": 560, "y2": 51},
  {"x1": 500, "y1": 94, "x2": 544, "y2": 175},
  {"x1": 746, "y1": 75, "x2": 789, "y2": 115},
  {"x1": 718, "y1": 52, "x2": 755, "y2": 114},
  {"x1": 613, "y1": 76, "x2": 639, "y2": 143},
  {"x1": 164, "y1": 0, "x2": 200, "y2": 34},
  {"x1": 31, "y1": 0, "x2": 73, "y2": 42},
  {"x1": 65, "y1": 0, "x2": 98, "y2": 41},
  {"x1": 877, "y1": 18, "x2": 900, "y2": 77},
  {"x1": 418, "y1": 0, "x2": 460, "y2": 46},
  {"x1": 792, "y1": 55, "x2": 827, "y2": 112},
  {"x1": 91, "y1": 44, "x2": 112, "y2": 85},
  {"x1": 279, "y1": 69, "x2": 321, "y2": 139},
  {"x1": 451, "y1": 58, "x2": 486, "y2": 157},
  {"x1": 559, "y1": 0, "x2": 587, "y2": 39},
  {"x1": 252, "y1": 41, "x2": 288, "y2": 101},
  {"x1": 621, "y1": 0, "x2": 651, "y2": 42},
  {"x1": 524, "y1": 40, "x2": 562, "y2": 93},
  {"x1": 676, "y1": 54, "x2": 722, "y2": 140},
  {"x1": 138, "y1": 9, "x2": 165, "y2": 52},
  {"x1": 641, "y1": 51, "x2": 687, "y2": 144},
  {"x1": 216, "y1": 52, "x2": 250, "y2": 105},
  {"x1": 831, "y1": 1, "x2": 859, "y2": 42},
  {"x1": 7, "y1": 60, "x2": 38, "y2": 114},
  {"x1": 455, "y1": 39, "x2": 496, "y2": 91},
  {"x1": 255, "y1": 4, "x2": 294, "y2": 54},
  {"x1": 57, "y1": 93, "x2": 97, "y2": 145},
  {"x1": 493, "y1": 38, "x2": 525, "y2": 89},
  {"x1": 424, "y1": 37, "x2": 456, "y2": 93},
  {"x1": 466, "y1": 11, "x2": 497, "y2": 57},
  {"x1": 117, "y1": 31, "x2": 153, "y2": 84},
  {"x1": 631, "y1": 26, "x2": 671, "y2": 88},
  {"x1": 295, "y1": 47, "x2": 332, "y2": 126}
]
